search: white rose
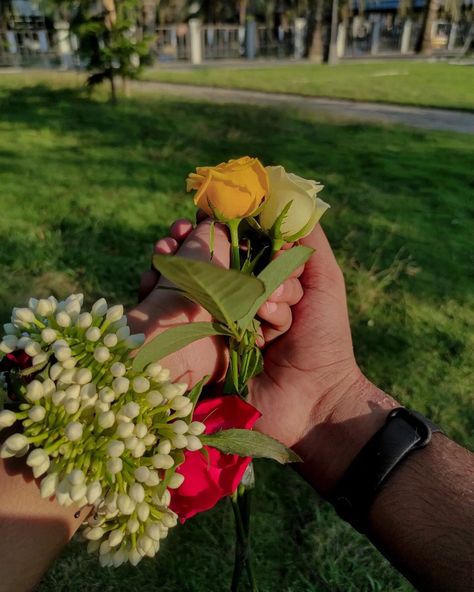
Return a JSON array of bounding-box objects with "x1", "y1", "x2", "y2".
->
[{"x1": 259, "y1": 166, "x2": 330, "y2": 241}]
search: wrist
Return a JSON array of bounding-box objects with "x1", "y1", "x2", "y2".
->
[{"x1": 295, "y1": 372, "x2": 398, "y2": 496}]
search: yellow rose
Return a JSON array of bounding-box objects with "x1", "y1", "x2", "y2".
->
[
  {"x1": 186, "y1": 157, "x2": 269, "y2": 220},
  {"x1": 259, "y1": 166, "x2": 330, "y2": 241}
]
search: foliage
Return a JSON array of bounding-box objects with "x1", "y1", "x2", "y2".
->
[{"x1": 0, "y1": 72, "x2": 473, "y2": 591}]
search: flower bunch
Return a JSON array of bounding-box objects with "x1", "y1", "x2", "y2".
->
[{"x1": 0, "y1": 294, "x2": 206, "y2": 566}]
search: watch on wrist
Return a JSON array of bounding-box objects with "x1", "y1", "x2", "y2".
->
[{"x1": 329, "y1": 407, "x2": 442, "y2": 533}]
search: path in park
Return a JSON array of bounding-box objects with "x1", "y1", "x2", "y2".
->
[{"x1": 135, "y1": 81, "x2": 474, "y2": 134}]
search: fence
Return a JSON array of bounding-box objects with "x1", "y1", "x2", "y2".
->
[{"x1": 0, "y1": 17, "x2": 470, "y2": 68}]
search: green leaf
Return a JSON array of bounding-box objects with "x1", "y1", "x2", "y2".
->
[
  {"x1": 237, "y1": 245, "x2": 314, "y2": 331},
  {"x1": 201, "y1": 429, "x2": 302, "y2": 464},
  {"x1": 132, "y1": 322, "x2": 232, "y2": 372},
  {"x1": 153, "y1": 254, "x2": 265, "y2": 326}
]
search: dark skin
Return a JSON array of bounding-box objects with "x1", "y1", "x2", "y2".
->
[{"x1": 0, "y1": 220, "x2": 472, "y2": 591}]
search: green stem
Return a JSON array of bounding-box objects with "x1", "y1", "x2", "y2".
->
[
  {"x1": 230, "y1": 488, "x2": 258, "y2": 592},
  {"x1": 228, "y1": 219, "x2": 242, "y2": 270},
  {"x1": 271, "y1": 238, "x2": 285, "y2": 256}
]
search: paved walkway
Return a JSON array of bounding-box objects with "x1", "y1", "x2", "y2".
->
[{"x1": 134, "y1": 81, "x2": 474, "y2": 134}]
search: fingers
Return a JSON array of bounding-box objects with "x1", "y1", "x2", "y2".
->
[
  {"x1": 154, "y1": 237, "x2": 179, "y2": 255},
  {"x1": 257, "y1": 301, "x2": 292, "y2": 345},
  {"x1": 138, "y1": 269, "x2": 159, "y2": 302},
  {"x1": 169, "y1": 219, "x2": 194, "y2": 242},
  {"x1": 300, "y1": 224, "x2": 345, "y2": 289},
  {"x1": 169, "y1": 219, "x2": 230, "y2": 269},
  {"x1": 272, "y1": 248, "x2": 305, "y2": 279},
  {"x1": 268, "y1": 278, "x2": 303, "y2": 306}
]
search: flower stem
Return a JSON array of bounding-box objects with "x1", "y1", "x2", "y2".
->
[
  {"x1": 230, "y1": 488, "x2": 258, "y2": 592},
  {"x1": 271, "y1": 238, "x2": 285, "y2": 256},
  {"x1": 228, "y1": 219, "x2": 242, "y2": 271}
]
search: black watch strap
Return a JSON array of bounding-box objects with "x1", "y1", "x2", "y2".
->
[{"x1": 329, "y1": 407, "x2": 442, "y2": 533}]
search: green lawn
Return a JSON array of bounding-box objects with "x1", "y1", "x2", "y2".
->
[
  {"x1": 0, "y1": 73, "x2": 473, "y2": 592},
  {"x1": 143, "y1": 60, "x2": 474, "y2": 111}
]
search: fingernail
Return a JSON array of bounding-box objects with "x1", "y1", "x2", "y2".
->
[
  {"x1": 266, "y1": 302, "x2": 278, "y2": 313},
  {"x1": 273, "y1": 285, "x2": 284, "y2": 299}
]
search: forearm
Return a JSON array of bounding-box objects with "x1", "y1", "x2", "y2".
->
[
  {"x1": 0, "y1": 451, "x2": 87, "y2": 592},
  {"x1": 297, "y1": 378, "x2": 474, "y2": 592}
]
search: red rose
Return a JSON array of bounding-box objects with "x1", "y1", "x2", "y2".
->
[
  {"x1": 169, "y1": 395, "x2": 261, "y2": 523},
  {"x1": 0, "y1": 350, "x2": 32, "y2": 372}
]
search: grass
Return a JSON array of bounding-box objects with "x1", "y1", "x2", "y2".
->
[
  {"x1": 0, "y1": 72, "x2": 473, "y2": 592},
  {"x1": 142, "y1": 60, "x2": 474, "y2": 111}
]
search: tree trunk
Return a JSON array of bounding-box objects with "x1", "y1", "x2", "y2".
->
[
  {"x1": 307, "y1": 0, "x2": 325, "y2": 62},
  {"x1": 109, "y1": 71, "x2": 117, "y2": 103},
  {"x1": 416, "y1": 0, "x2": 439, "y2": 54},
  {"x1": 327, "y1": 0, "x2": 339, "y2": 64},
  {"x1": 238, "y1": 0, "x2": 248, "y2": 26}
]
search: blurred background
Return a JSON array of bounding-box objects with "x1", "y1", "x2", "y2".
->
[{"x1": 0, "y1": 1, "x2": 473, "y2": 591}]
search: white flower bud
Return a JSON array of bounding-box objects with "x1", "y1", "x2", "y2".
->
[
  {"x1": 0, "y1": 410, "x2": 17, "y2": 429},
  {"x1": 146, "y1": 390, "x2": 163, "y2": 407},
  {"x1": 146, "y1": 362, "x2": 162, "y2": 378},
  {"x1": 70, "y1": 483, "x2": 87, "y2": 502},
  {"x1": 168, "y1": 472, "x2": 185, "y2": 489},
  {"x1": 157, "y1": 439, "x2": 171, "y2": 455},
  {"x1": 116, "y1": 326, "x2": 130, "y2": 341},
  {"x1": 80, "y1": 383, "x2": 96, "y2": 399},
  {"x1": 134, "y1": 466, "x2": 150, "y2": 483},
  {"x1": 55, "y1": 346, "x2": 72, "y2": 362},
  {"x1": 64, "y1": 398, "x2": 80, "y2": 415},
  {"x1": 116, "y1": 421, "x2": 134, "y2": 439},
  {"x1": 25, "y1": 340, "x2": 42, "y2": 357},
  {"x1": 86, "y1": 481, "x2": 102, "y2": 505},
  {"x1": 56, "y1": 312, "x2": 71, "y2": 328},
  {"x1": 174, "y1": 401, "x2": 193, "y2": 418},
  {"x1": 110, "y1": 362, "x2": 125, "y2": 378},
  {"x1": 2, "y1": 335, "x2": 18, "y2": 349},
  {"x1": 112, "y1": 376, "x2": 129, "y2": 395},
  {"x1": 41, "y1": 328, "x2": 57, "y2": 344},
  {"x1": 58, "y1": 368, "x2": 76, "y2": 385},
  {"x1": 117, "y1": 494, "x2": 135, "y2": 515},
  {"x1": 108, "y1": 529, "x2": 124, "y2": 548},
  {"x1": 85, "y1": 327, "x2": 101, "y2": 342},
  {"x1": 124, "y1": 334, "x2": 145, "y2": 349},
  {"x1": 14, "y1": 308, "x2": 36, "y2": 324},
  {"x1": 75, "y1": 368, "x2": 92, "y2": 385},
  {"x1": 3, "y1": 323, "x2": 17, "y2": 334},
  {"x1": 186, "y1": 435, "x2": 203, "y2": 451},
  {"x1": 33, "y1": 458, "x2": 50, "y2": 478},
  {"x1": 48, "y1": 296, "x2": 58, "y2": 312},
  {"x1": 122, "y1": 402, "x2": 140, "y2": 419},
  {"x1": 112, "y1": 548, "x2": 127, "y2": 567},
  {"x1": 98, "y1": 411, "x2": 115, "y2": 429},
  {"x1": 125, "y1": 436, "x2": 139, "y2": 451},
  {"x1": 0, "y1": 443, "x2": 15, "y2": 458},
  {"x1": 171, "y1": 420, "x2": 188, "y2": 435},
  {"x1": 28, "y1": 297, "x2": 38, "y2": 310},
  {"x1": 99, "y1": 540, "x2": 111, "y2": 556},
  {"x1": 145, "y1": 470, "x2": 160, "y2": 487},
  {"x1": 134, "y1": 423, "x2": 147, "y2": 439},
  {"x1": 132, "y1": 440, "x2": 146, "y2": 458},
  {"x1": 95, "y1": 400, "x2": 109, "y2": 414},
  {"x1": 76, "y1": 312, "x2": 93, "y2": 329},
  {"x1": 62, "y1": 357, "x2": 77, "y2": 371},
  {"x1": 65, "y1": 384, "x2": 80, "y2": 399},
  {"x1": 68, "y1": 469, "x2": 85, "y2": 485},
  {"x1": 65, "y1": 299, "x2": 81, "y2": 319},
  {"x1": 50, "y1": 363, "x2": 63, "y2": 381},
  {"x1": 87, "y1": 540, "x2": 101, "y2": 554},
  {"x1": 144, "y1": 433, "x2": 156, "y2": 446},
  {"x1": 103, "y1": 333, "x2": 118, "y2": 348},
  {"x1": 132, "y1": 377, "x2": 150, "y2": 394},
  {"x1": 16, "y1": 336, "x2": 30, "y2": 349},
  {"x1": 107, "y1": 440, "x2": 125, "y2": 457},
  {"x1": 152, "y1": 454, "x2": 174, "y2": 470},
  {"x1": 85, "y1": 526, "x2": 104, "y2": 541},
  {"x1": 51, "y1": 389, "x2": 66, "y2": 406},
  {"x1": 136, "y1": 501, "x2": 150, "y2": 522},
  {"x1": 92, "y1": 298, "x2": 108, "y2": 317},
  {"x1": 36, "y1": 299, "x2": 53, "y2": 317},
  {"x1": 5, "y1": 433, "x2": 28, "y2": 452},
  {"x1": 188, "y1": 421, "x2": 206, "y2": 436},
  {"x1": 65, "y1": 421, "x2": 83, "y2": 441},
  {"x1": 160, "y1": 490, "x2": 171, "y2": 506},
  {"x1": 128, "y1": 548, "x2": 143, "y2": 566},
  {"x1": 28, "y1": 406, "x2": 46, "y2": 422},
  {"x1": 106, "y1": 458, "x2": 123, "y2": 475},
  {"x1": 129, "y1": 482, "x2": 145, "y2": 504},
  {"x1": 161, "y1": 382, "x2": 187, "y2": 399},
  {"x1": 106, "y1": 305, "x2": 124, "y2": 323},
  {"x1": 146, "y1": 523, "x2": 162, "y2": 541},
  {"x1": 137, "y1": 534, "x2": 154, "y2": 555},
  {"x1": 98, "y1": 387, "x2": 114, "y2": 404},
  {"x1": 171, "y1": 434, "x2": 188, "y2": 449},
  {"x1": 0, "y1": 340, "x2": 14, "y2": 354},
  {"x1": 162, "y1": 512, "x2": 178, "y2": 528},
  {"x1": 26, "y1": 448, "x2": 48, "y2": 468},
  {"x1": 40, "y1": 472, "x2": 58, "y2": 498},
  {"x1": 32, "y1": 352, "x2": 48, "y2": 366},
  {"x1": 94, "y1": 346, "x2": 110, "y2": 363},
  {"x1": 127, "y1": 517, "x2": 140, "y2": 533},
  {"x1": 169, "y1": 395, "x2": 190, "y2": 411}
]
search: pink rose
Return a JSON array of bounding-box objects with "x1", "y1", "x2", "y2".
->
[{"x1": 169, "y1": 395, "x2": 261, "y2": 522}]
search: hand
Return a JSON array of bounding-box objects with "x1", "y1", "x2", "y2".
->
[
  {"x1": 249, "y1": 225, "x2": 397, "y2": 495},
  {"x1": 133, "y1": 218, "x2": 303, "y2": 381}
]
